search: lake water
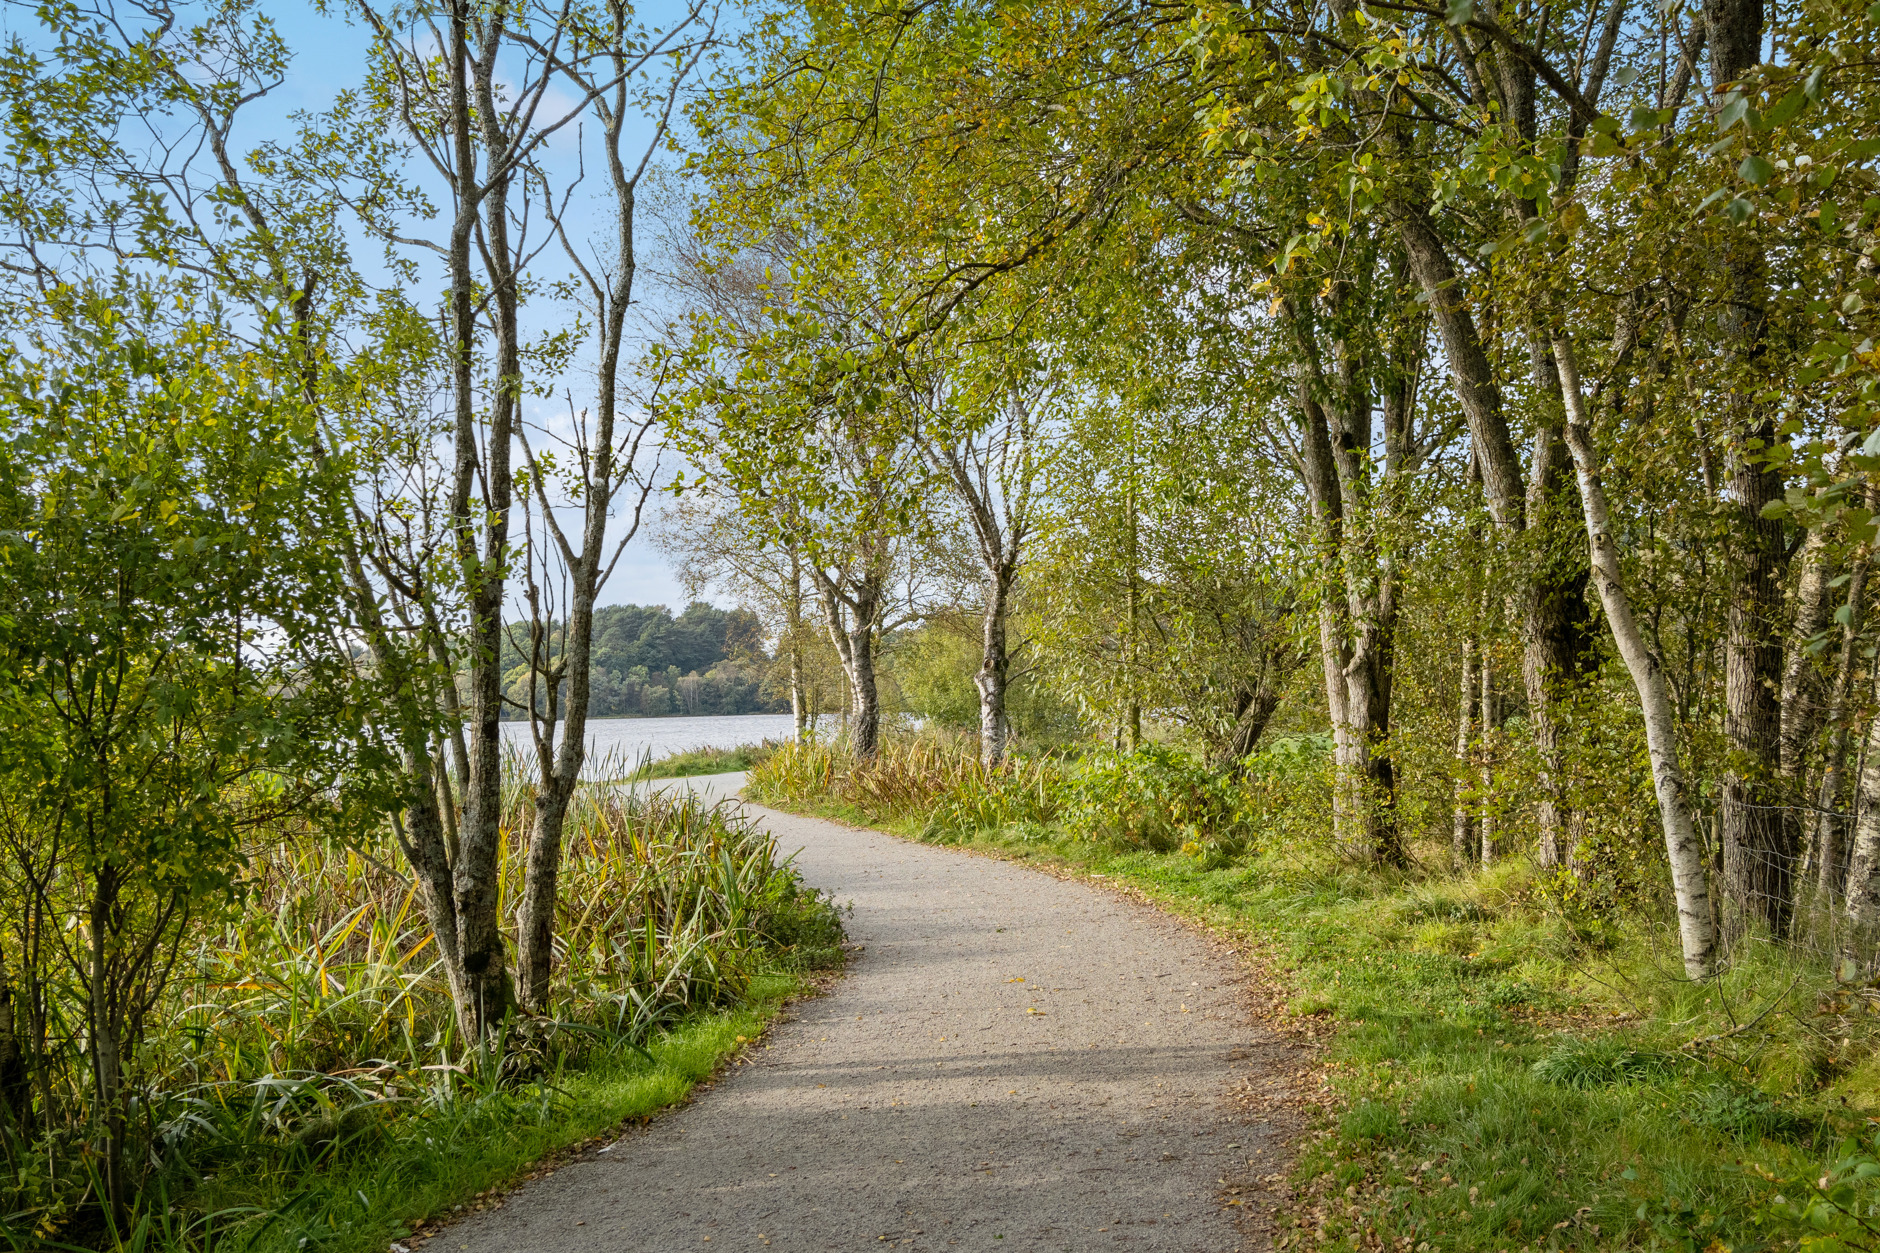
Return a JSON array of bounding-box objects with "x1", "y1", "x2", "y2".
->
[{"x1": 499, "y1": 713, "x2": 798, "y2": 775}]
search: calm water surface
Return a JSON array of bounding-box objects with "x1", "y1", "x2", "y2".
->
[{"x1": 499, "y1": 713, "x2": 797, "y2": 775}]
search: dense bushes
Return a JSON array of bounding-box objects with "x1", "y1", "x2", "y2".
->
[{"x1": 746, "y1": 732, "x2": 1336, "y2": 868}]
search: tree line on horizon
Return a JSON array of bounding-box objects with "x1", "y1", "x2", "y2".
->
[{"x1": 497, "y1": 602, "x2": 786, "y2": 719}]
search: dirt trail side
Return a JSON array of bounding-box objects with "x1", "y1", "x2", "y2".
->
[{"x1": 436, "y1": 776, "x2": 1295, "y2": 1252}]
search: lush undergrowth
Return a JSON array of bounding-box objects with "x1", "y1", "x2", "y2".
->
[
  {"x1": 127, "y1": 974, "x2": 808, "y2": 1253},
  {"x1": 748, "y1": 736, "x2": 1880, "y2": 1253},
  {"x1": 5, "y1": 774, "x2": 844, "y2": 1251}
]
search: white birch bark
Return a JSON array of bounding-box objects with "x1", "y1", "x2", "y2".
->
[{"x1": 1553, "y1": 332, "x2": 1717, "y2": 979}]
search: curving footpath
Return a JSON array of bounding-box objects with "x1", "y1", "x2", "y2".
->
[{"x1": 435, "y1": 775, "x2": 1292, "y2": 1252}]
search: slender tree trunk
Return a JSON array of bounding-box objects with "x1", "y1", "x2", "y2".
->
[
  {"x1": 443, "y1": 7, "x2": 515, "y2": 1043},
  {"x1": 1840, "y1": 692, "x2": 1880, "y2": 963},
  {"x1": 1520, "y1": 420, "x2": 1591, "y2": 868},
  {"x1": 88, "y1": 864, "x2": 126, "y2": 1233},
  {"x1": 1454, "y1": 634, "x2": 1477, "y2": 871},
  {"x1": 817, "y1": 578, "x2": 884, "y2": 761},
  {"x1": 1554, "y1": 334, "x2": 1718, "y2": 979},
  {"x1": 1721, "y1": 476, "x2": 1790, "y2": 937},
  {"x1": 1781, "y1": 527, "x2": 1833, "y2": 786},
  {"x1": 1703, "y1": 0, "x2": 1789, "y2": 940},
  {"x1": 849, "y1": 621, "x2": 882, "y2": 760},
  {"x1": 1124, "y1": 468, "x2": 1142, "y2": 754},
  {"x1": 787, "y1": 552, "x2": 808, "y2": 741},
  {"x1": 1293, "y1": 354, "x2": 1366, "y2": 853},
  {"x1": 1813, "y1": 555, "x2": 1867, "y2": 922},
  {"x1": 1398, "y1": 207, "x2": 1596, "y2": 867},
  {"x1": 516, "y1": 555, "x2": 599, "y2": 1012},
  {"x1": 1480, "y1": 646, "x2": 1500, "y2": 865},
  {"x1": 976, "y1": 567, "x2": 1014, "y2": 768}
]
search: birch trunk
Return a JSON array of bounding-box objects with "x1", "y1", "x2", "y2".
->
[
  {"x1": 1453, "y1": 635, "x2": 1477, "y2": 871},
  {"x1": 787, "y1": 551, "x2": 808, "y2": 740},
  {"x1": 1554, "y1": 333, "x2": 1718, "y2": 979},
  {"x1": 977, "y1": 570, "x2": 1013, "y2": 768},
  {"x1": 817, "y1": 579, "x2": 885, "y2": 761},
  {"x1": 1840, "y1": 695, "x2": 1880, "y2": 962},
  {"x1": 1813, "y1": 555, "x2": 1867, "y2": 921},
  {"x1": 848, "y1": 620, "x2": 883, "y2": 760},
  {"x1": 1480, "y1": 648, "x2": 1500, "y2": 865}
]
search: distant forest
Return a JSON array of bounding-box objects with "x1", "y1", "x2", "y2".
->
[{"x1": 500, "y1": 603, "x2": 785, "y2": 719}]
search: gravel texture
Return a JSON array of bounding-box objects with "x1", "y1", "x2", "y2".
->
[{"x1": 433, "y1": 776, "x2": 1287, "y2": 1252}]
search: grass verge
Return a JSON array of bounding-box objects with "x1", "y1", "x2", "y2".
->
[
  {"x1": 160, "y1": 968, "x2": 824, "y2": 1253},
  {"x1": 751, "y1": 787, "x2": 1878, "y2": 1253}
]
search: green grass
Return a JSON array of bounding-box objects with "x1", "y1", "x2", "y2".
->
[
  {"x1": 144, "y1": 970, "x2": 814, "y2": 1253},
  {"x1": 631, "y1": 742, "x2": 780, "y2": 780},
  {"x1": 754, "y1": 785, "x2": 1878, "y2": 1253}
]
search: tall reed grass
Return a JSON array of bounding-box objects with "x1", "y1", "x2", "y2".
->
[
  {"x1": 2, "y1": 755, "x2": 840, "y2": 1250},
  {"x1": 745, "y1": 735, "x2": 1060, "y2": 836}
]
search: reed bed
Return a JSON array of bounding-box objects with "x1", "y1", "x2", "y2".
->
[
  {"x1": 746, "y1": 736, "x2": 1060, "y2": 836},
  {"x1": 3, "y1": 757, "x2": 840, "y2": 1250}
]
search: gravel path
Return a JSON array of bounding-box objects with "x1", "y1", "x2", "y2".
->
[{"x1": 435, "y1": 776, "x2": 1290, "y2": 1252}]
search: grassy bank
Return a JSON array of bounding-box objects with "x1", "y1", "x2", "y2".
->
[
  {"x1": 747, "y1": 738, "x2": 1880, "y2": 1253},
  {"x1": 146, "y1": 970, "x2": 820, "y2": 1253}
]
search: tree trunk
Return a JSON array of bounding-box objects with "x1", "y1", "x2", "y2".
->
[
  {"x1": 1480, "y1": 645, "x2": 1501, "y2": 865},
  {"x1": 1520, "y1": 417, "x2": 1593, "y2": 868},
  {"x1": 1398, "y1": 207, "x2": 1596, "y2": 867},
  {"x1": 1554, "y1": 333, "x2": 1718, "y2": 979},
  {"x1": 1703, "y1": 0, "x2": 1788, "y2": 941},
  {"x1": 1781, "y1": 528, "x2": 1833, "y2": 926},
  {"x1": 88, "y1": 864, "x2": 126, "y2": 1233},
  {"x1": 443, "y1": 4, "x2": 515, "y2": 1043},
  {"x1": 976, "y1": 567, "x2": 1014, "y2": 768},
  {"x1": 817, "y1": 579, "x2": 884, "y2": 761},
  {"x1": 1719, "y1": 481, "x2": 1788, "y2": 938},
  {"x1": 848, "y1": 621, "x2": 882, "y2": 759},
  {"x1": 1453, "y1": 634, "x2": 1477, "y2": 871},
  {"x1": 1293, "y1": 353, "x2": 1369, "y2": 855},
  {"x1": 787, "y1": 552, "x2": 808, "y2": 741},
  {"x1": 1840, "y1": 690, "x2": 1880, "y2": 964},
  {"x1": 1781, "y1": 527, "x2": 1833, "y2": 785},
  {"x1": 1812, "y1": 555, "x2": 1867, "y2": 924}
]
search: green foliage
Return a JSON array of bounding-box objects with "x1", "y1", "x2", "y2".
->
[
  {"x1": 1061, "y1": 745, "x2": 1254, "y2": 860},
  {"x1": 0, "y1": 291, "x2": 378, "y2": 1233},
  {"x1": 1759, "y1": 1134, "x2": 1880, "y2": 1251},
  {"x1": 886, "y1": 623, "x2": 1081, "y2": 745}
]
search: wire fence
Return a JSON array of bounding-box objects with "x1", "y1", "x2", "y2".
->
[{"x1": 1695, "y1": 798, "x2": 1878, "y2": 969}]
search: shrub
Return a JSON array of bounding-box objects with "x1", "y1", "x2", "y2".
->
[{"x1": 1062, "y1": 745, "x2": 1254, "y2": 856}]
